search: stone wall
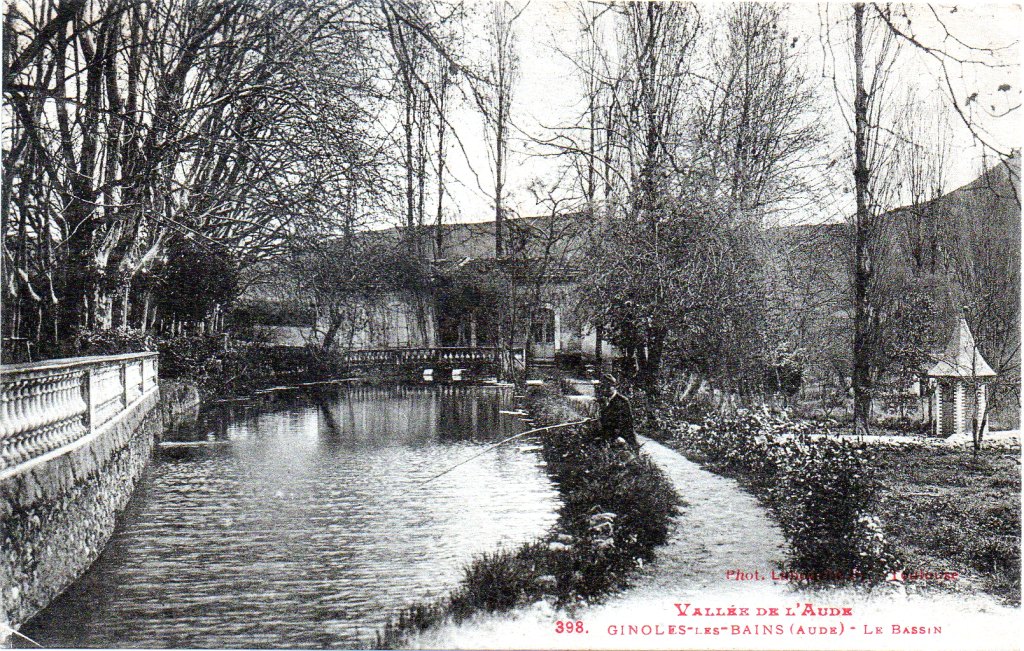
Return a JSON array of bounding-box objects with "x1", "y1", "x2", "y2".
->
[
  {"x1": 0, "y1": 390, "x2": 160, "y2": 632},
  {"x1": 1, "y1": 379, "x2": 200, "y2": 635},
  {"x1": 159, "y1": 379, "x2": 202, "y2": 431}
]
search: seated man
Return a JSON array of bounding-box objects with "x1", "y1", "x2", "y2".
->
[{"x1": 598, "y1": 374, "x2": 639, "y2": 450}]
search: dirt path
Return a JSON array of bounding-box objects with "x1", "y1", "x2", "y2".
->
[
  {"x1": 592, "y1": 436, "x2": 788, "y2": 598},
  {"x1": 408, "y1": 437, "x2": 1020, "y2": 650}
]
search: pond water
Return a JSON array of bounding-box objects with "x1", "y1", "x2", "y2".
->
[{"x1": 20, "y1": 384, "x2": 559, "y2": 648}]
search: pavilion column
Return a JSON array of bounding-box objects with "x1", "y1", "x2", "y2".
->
[
  {"x1": 953, "y1": 381, "x2": 965, "y2": 437},
  {"x1": 918, "y1": 379, "x2": 927, "y2": 425},
  {"x1": 553, "y1": 311, "x2": 562, "y2": 352},
  {"x1": 977, "y1": 383, "x2": 988, "y2": 436},
  {"x1": 934, "y1": 382, "x2": 942, "y2": 437}
]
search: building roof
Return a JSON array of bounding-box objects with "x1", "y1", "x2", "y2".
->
[{"x1": 926, "y1": 316, "x2": 997, "y2": 378}]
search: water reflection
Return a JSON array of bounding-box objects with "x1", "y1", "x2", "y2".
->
[{"x1": 21, "y1": 385, "x2": 558, "y2": 649}]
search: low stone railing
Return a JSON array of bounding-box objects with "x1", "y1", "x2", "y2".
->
[
  {"x1": 0, "y1": 352, "x2": 159, "y2": 479},
  {"x1": 340, "y1": 346, "x2": 504, "y2": 366},
  {"x1": 337, "y1": 346, "x2": 528, "y2": 379}
]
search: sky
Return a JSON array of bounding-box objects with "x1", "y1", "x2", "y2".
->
[{"x1": 434, "y1": 0, "x2": 1022, "y2": 227}]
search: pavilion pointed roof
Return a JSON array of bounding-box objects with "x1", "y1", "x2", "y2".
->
[{"x1": 926, "y1": 316, "x2": 996, "y2": 378}]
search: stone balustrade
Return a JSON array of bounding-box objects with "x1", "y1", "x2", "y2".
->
[
  {"x1": 340, "y1": 346, "x2": 505, "y2": 366},
  {"x1": 337, "y1": 346, "x2": 527, "y2": 378},
  {"x1": 0, "y1": 352, "x2": 159, "y2": 478}
]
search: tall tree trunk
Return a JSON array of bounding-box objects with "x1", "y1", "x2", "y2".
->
[
  {"x1": 435, "y1": 66, "x2": 448, "y2": 258},
  {"x1": 852, "y1": 3, "x2": 873, "y2": 436},
  {"x1": 404, "y1": 93, "x2": 417, "y2": 253},
  {"x1": 495, "y1": 93, "x2": 505, "y2": 259},
  {"x1": 113, "y1": 280, "x2": 131, "y2": 329}
]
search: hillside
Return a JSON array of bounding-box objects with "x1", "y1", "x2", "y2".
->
[{"x1": 773, "y1": 154, "x2": 1020, "y2": 425}]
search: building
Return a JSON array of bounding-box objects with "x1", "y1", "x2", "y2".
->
[
  {"x1": 248, "y1": 213, "x2": 613, "y2": 363},
  {"x1": 926, "y1": 316, "x2": 997, "y2": 438}
]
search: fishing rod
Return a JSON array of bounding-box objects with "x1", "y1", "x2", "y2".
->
[
  {"x1": 417, "y1": 418, "x2": 595, "y2": 487},
  {"x1": 1, "y1": 623, "x2": 42, "y2": 648}
]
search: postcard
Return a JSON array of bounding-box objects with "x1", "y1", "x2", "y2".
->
[{"x1": 1, "y1": 1, "x2": 1019, "y2": 649}]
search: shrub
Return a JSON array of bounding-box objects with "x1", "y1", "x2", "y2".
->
[
  {"x1": 153, "y1": 242, "x2": 238, "y2": 323},
  {"x1": 71, "y1": 326, "x2": 154, "y2": 357},
  {"x1": 451, "y1": 544, "x2": 550, "y2": 614},
  {"x1": 157, "y1": 335, "x2": 342, "y2": 398},
  {"x1": 157, "y1": 334, "x2": 225, "y2": 381},
  {"x1": 533, "y1": 388, "x2": 678, "y2": 574},
  {"x1": 672, "y1": 394, "x2": 717, "y2": 424},
  {"x1": 667, "y1": 407, "x2": 901, "y2": 582},
  {"x1": 873, "y1": 413, "x2": 932, "y2": 436},
  {"x1": 557, "y1": 376, "x2": 582, "y2": 396},
  {"x1": 553, "y1": 351, "x2": 586, "y2": 375}
]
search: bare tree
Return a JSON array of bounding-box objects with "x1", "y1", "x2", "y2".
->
[
  {"x1": 900, "y1": 106, "x2": 951, "y2": 275},
  {"x1": 694, "y1": 4, "x2": 820, "y2": 227},
  {"x1": 831, "y1": 2, "x2": 906, "y2": 434},
  {"x1": 689, "y1": 3, "x2": 824, "y2": 395},
  {"x1": 824, "y1": 2, "x2": 1016, "y2": 434},
  {"x1": 382, "y1": 0, "x2": 432, "y2": 255},
  {"x1": 2, "y1": 0, "x2": 385, "y2": 356},
  {"x1": 570, "y1": 3, "x2": 822, "y2": 395},
  {"x1": 478, "y1": 0, "x2": 522, "y2": 259},
  {"x1": 945, "y1": 157, "x2": 1021, "y2": 424},
  {"x1": 434, "y1": 51, "x2": 455, "y2": 257},
  {"x1": 871, "y1": 4, "x2": 1020, "y2": 165},
  {"x1": 583, "y1": 2, "x2": 702, "y2": 388}
]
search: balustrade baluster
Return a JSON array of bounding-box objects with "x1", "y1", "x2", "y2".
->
[
  {"x1": 49, "y1": 378, "x2": 62, "y2": 425},
  {"x1": 40, "y1": 378, "x2": 55, "y2": 433},
  {"x1": 13, "y1": 380, "x2": 28, "y2": 435},
  {"x1": 6, "y1": 381, "x2": 20, "y2": 436},
  {"x1": 22, "y1": 380, "x2": 36, "y2": 434},
  {"x1": 12, "y1": 380, "x2": 26, "y2": 435},
  {"x1": 121, "y1": 362, "x2": 129, "y2": 411},
  {"x1": 43, "y1": 378, "x2": 57, "y2": 428},
  {"x1": 0, "y1": 387, "x2": 9, "y2": 439},
  {"x1": 21, "y1": 380, "x2": 34, "y2": 434}
]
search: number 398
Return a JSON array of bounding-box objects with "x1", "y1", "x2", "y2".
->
[{"x1": 555, "y1": 621, "x2": 586, "y2": 633}]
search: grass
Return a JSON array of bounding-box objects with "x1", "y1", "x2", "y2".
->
[
  {"x1": 871, "y1": 443, "x2": 1021, "y2": 605},
  {"x1": 373, "y1": 384, "x2": 680, "y2": 648}
]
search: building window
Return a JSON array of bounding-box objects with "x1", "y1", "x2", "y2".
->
[{"x1": 532, "y1": 307, "x2": 556, "y2": 344}]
